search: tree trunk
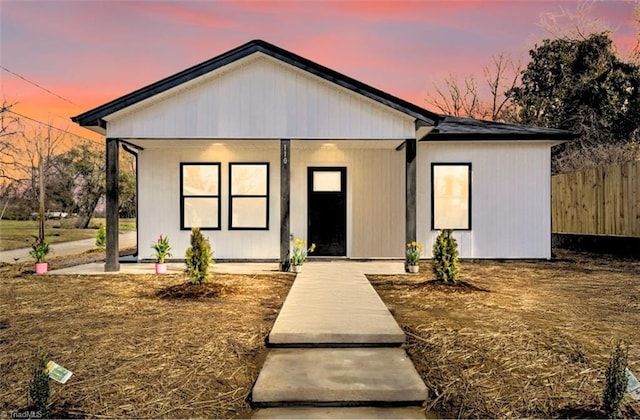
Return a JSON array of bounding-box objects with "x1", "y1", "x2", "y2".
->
[
  {"x1": 75, "y1": 213, "x2": 91, "y2": 229},
  {"x1": 75, "y1": 195, "x2": 101, "y2": 229},
  {"x1": 38, "y1": 157, "x2": 45, "y2": 240}
]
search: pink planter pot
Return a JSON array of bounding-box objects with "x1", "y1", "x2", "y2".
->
[
  {"x1": 155, "y1": 263, "x2": 168, "y2": 274},
  {"x1": 35, "y1": 262, "x2": 48, "y2": 274}
]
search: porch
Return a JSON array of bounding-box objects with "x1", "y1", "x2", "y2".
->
[{"x1": 103, "y1": 138, "x2": 419, "y2": 271}]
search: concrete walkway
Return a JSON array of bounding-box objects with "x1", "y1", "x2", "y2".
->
[
  {"x1": 269, "y1": 261, "x2": 405, "y2": 346},
  {"x1": 251, "y1": 262, "x2": 429, "y2": 418},
  {"x1": 0, "y1": 231, "x2": 137, "y2": 264}
]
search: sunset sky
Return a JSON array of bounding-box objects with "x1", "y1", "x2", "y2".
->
[{"x1": 1, "y1": 1, "x2": 637, "y2": 143}]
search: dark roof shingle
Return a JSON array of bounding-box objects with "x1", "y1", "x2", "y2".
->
[{"x1": 424, "y1": 116, "x2": 575, "y2": 141}]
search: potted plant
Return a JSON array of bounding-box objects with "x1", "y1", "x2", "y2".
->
[
  {"x1": 290, "y1": 238, "x2": 315, "y2": 273},
  {"x1": 151, "y1": 235, "x2": 172, "y2": 274},
  {"x1": 406, "y1": 241, "x2": 423, "y2": 273},
  {"x1": 29, "y1": 238, "x2": 51, "y2": 274}
]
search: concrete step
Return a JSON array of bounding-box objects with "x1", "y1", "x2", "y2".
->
[
  {"x1": 268, "y1": 269, "x2": 405, "y2": 346},
  {"x1": 252, "y1": 406, "x2": 431, "y2": 419},
  {"x1": 251, "y1": 348, "x2": 428, "y2": 406}
]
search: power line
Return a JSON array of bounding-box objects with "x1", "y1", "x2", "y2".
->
[
  {"x1": 7, "y1": 110, "x2": 101, "y2": 144},
  {"x1": 0, "y1": 65, "x2": 82, "y2": 108}
]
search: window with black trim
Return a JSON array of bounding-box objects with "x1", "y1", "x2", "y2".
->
[
  {"x1": 180, "y1": 163, "x2": 221, "y2": 230},
  {"x1": 431, "y1": 163, "x2": 471, "y2": 230},
  {"x1": 229, "y1": 163, "x2": 269, "y2": 230}
]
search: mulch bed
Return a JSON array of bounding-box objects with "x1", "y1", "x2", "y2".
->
[
  {"x1": 374, "y1": 277, "x2": 488, "y2": 293},
  {"x1": 0, "y1": 269, "x2": 295, "y2": 418},
  {"x1": 155, "y1": 282, "x2": 232, "y2": 299},
  {"x1": 368, "y1": 250, "x2": 640, "y2": 419}
]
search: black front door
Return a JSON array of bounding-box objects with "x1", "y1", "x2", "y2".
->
[{"x1": 307, "y1": 167, "x2": 347, "y2": 256}]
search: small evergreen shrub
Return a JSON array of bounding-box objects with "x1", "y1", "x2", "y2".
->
[
  {"x1": 95, "y1": 224, "x2": 106, "y2": 249},
  {"x1": 185, "y1": 227, "x2": 213, "y2": 285},
  {"x1": 432, "y1": 229, "x2": 459, "y2": 284},
  {"x1": 603, "y1": 341, "x2": 628, "y2": 419},
  {"x1": 29, "y1": 348, "x2": 50, "y2": 418}
]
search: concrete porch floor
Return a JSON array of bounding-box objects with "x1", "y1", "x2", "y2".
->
[
  {"x1": 48, "y1": 262, "x2": 281, "y2": 275},
  {"x1": 48, "y1": 260, "x2": 407, "y2": 276}
]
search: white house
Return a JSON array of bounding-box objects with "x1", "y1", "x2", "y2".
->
[{"x1": 72, "y1": 40, "x2": 573, "y2": 271}]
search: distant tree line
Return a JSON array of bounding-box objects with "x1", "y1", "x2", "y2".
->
[{"x1": 0, "y1": 103, "x2": 136, "y2": 227}]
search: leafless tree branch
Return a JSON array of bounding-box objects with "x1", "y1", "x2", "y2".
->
[
  {"x1": 632, "y1": 2, "x2": 640, "y2": 63},
  {"x1": 425, "y1": 53, "x2": 520, "y2": 121},
  {"x1": 539, "y1": 0, "x2": 609, "y2": 41}
]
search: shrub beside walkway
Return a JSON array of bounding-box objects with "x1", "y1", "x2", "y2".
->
[{"x1": 251, "y1": 261, "x2": 430, "y2": 418}]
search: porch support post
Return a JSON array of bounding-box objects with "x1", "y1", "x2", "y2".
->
[
  {"x1": 279, "y1": 139, "x2": 291, "y2": 271},
  {"x1": 405, "y1": 138, "x2": 417, "y2": 271},
  {"x1": 105, "y1": 137, "x2": 120, "y2": 272}
]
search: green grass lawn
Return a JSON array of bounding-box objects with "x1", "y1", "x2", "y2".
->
[{"x1": 0, "y1": 218, "x2": 136, "y2": 251}]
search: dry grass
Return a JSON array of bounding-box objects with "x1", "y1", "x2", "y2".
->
[
  {"x1": 368, "y1": 250, "x2": 640, "y2": 419},
  {"x1": 0, "y1": 268, "x2": 294, "y2": 418}
]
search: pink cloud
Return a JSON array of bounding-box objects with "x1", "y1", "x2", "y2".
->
[
  {"x1": 2, "y1": 0, "x2": 636, "y2": 136},
  {"x1": 127, "y1": 2, "x2": 236, "y2": 29}
]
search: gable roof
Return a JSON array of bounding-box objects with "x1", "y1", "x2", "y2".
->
[
  {"x1": 424, "y1": 116, "x2": 576, "y2": 141},
  {"x1": 71, "y1": 39, "x2": 441, "y2": 130}
]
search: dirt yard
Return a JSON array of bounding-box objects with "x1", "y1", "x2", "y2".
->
[
  {"x1": 2, "y1": 249, "x2": 639, "y2": 418},
  {"x1": 369, "y1": 250, "x2": 640, "y2": 419},
  {"x1": 0, "y1": 262, "x2": 294, "y2": 418}
]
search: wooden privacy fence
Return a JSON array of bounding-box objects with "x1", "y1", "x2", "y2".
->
[{"x1": 552, "y1": 161, "x2": 640, "y2": 237}]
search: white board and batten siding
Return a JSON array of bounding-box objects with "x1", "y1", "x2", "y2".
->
[
  {"x1": 290, "y1": 141, "x2": 406, "y2": 258},
  {"x1": 137, "y1": 141, "x2": 281, "y2": 260},
  {"x1": 418, "y1": 141, "x2": 554, "y2": 259},
  {"x1": 137, "y1": 140, "x2": 406, "y2": 260},
  {"x1": 103, "y1": 53, "x2": 415, "y2": 140}
]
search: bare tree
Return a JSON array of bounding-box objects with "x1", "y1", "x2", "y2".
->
[
  {"x1": 0, "y1": 100, "x2": 23, "y2": 182},
  {"x1": 554, "y1": 140, "x2": 640, "y2": 174},
  {"x1": 483, "y1": 53, "x2": 521, "y2": 121},
  {"x1": 538, "y1": 0, "x2": 609, "y2": 41},
  {"x1": 425, "y1": 53, "x2": 521, "y2": 121},
  {"x1": 633, "y1": 2, "x2": 640, "y2": 63},
  {"x1": 426, "y1": 74, "x2": 481, "y2": 118},
  {"x1": 15, "y1": 124, "x2": 66, "y2": 239}
]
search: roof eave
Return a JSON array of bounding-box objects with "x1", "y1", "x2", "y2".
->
[
  {"x1": 421, "y1": 133, "x2": 577, "y2": 142},
  {"x1": 71, "y1": 39, "x2": 441, "y2": 128},
  {"x1": 72, "y1": 42, "x2": 264, "y2": 126},
  {"x1": 262, "y1": 43, "x2": 440, "y2": 124}
]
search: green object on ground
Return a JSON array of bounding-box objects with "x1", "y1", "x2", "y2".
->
[
  {"x1": 185, "y1": 227, "x2": 213, "y2": 285},
  {"x1": 432, "y1": 229, "x2": 459, "y2": 284},
  {"x1": 603, "y1": 341, "x2": 628, "y2": 418},
  {"x1": 95, "y1": 224, "x2": 106, "y2": 249},
  {"x1": 29, "y1": 349, "x2": 50, "y2": 418}
]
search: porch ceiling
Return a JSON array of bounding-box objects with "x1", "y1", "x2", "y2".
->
[
  {"x1": 292, "y1": 139, "x2": 404, "y2": 150},
  {"x1": 124, "y1": 139, "x2": 405, "y2": 150}
]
